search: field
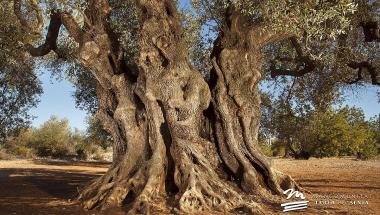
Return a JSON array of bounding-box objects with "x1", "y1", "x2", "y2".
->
[
  {"x1": 275, "y1": 158, "x2": 380, "y2": 215},
  {"x1": 0, "y1": 158, "x2": 378, "y2": 215}
]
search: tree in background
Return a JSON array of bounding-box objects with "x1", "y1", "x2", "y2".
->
[
  {"x1": 360, "y1": 114, "x2": 380, "y2": 159},
  {"x1": 370, "y1": 114, "x2": 380, "y2": 143},
  {"x1": 75, "y1": 116, "x2": 112, "y2": 160},
  {"x1": 4, "y1": 116, "x2": 74, "y2": 158},
  {"x1": 28, "y1": 116, "x2": 74, "y2": 157},
  {"x1": 0, "y1": 1, "x2": 42, "y2": 143},
  {"x1": 4, "y1": 115, "x2": 111, "y2": 160},
  {"x1": 262, "y1": 104, "x2": 378, "y2": 160},
  {"x1": 2, "y1": 0, "x2": 379, "y2": 213},
  {"x1": 85, "y1": 115, "x2": 111, "y2": 150},
  {"x1": 305, "y1": 107, "x2": 376, "y2": 158}
]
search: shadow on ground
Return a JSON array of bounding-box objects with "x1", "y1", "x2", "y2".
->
[{"x1": 0, "y1": 161, "x2": 108, "y2": 215}]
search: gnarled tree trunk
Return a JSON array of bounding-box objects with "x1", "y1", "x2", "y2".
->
[
  {"x1": 23, "y1": 0, "x2": 299, "y2": 214},
  {"x1": 209, "y1": 7, "x2": 300, "y2": 202}
]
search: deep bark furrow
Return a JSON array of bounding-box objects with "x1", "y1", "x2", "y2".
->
[
  {"x1": 14, "y1": 0, "x2": 305, "y2": 213},
  {"x1": 73, "y1": 1, "x2": 168, "y2": 211},
  {"x1": 72, "y1": 1, "x2": 302, "y2": 214},
  {"x1": 211, "y1": 57, "x2": 268, "y2": 195},
  {"x1": 208, "y1": 10, "x2": 301, "y2": 205}
]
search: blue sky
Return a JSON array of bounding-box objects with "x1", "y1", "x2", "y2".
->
[
  {"x1": 30, "y1": 72, "x2": 379, "y2": 131},
  {"x1": 29, "y1": 72, "x2": 88, "y2": 130},
  {"x1": 341, "y1": 86, "x2": 379, "y2": 118}
]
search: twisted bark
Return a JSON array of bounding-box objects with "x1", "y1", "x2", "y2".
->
[
  {"x1": 209, "y1": 9, "x2": 300, "y2": 200},
  {"x1": 18, "y1": 0, "x2": 301, "y2": 214}
]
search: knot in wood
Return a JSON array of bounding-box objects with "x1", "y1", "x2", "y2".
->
[
  {"x1": 155, "y1": 36, "x2": 169, "y2": 49},
  {"x1": 80, "y1": 41, "x2": 100, "y2": 62}
]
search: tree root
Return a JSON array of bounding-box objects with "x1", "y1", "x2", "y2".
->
[
  {"x1": 171, "y1": 139, "x2": 266, "y2": 214},
  {"x1": 78, "y1": 146, "x2": 167, "y2": 213}
]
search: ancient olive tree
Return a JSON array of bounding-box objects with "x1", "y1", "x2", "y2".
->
[{"x1": 6, "y1": 0, "x2": 379, "y2": 213}]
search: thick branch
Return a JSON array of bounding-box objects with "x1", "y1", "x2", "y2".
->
[
  {"x1": 348, "y1": 61, "x2": 380, "y2": 85},
  {"x1": 23, "y1": 9, "x2": 85, "y2": 57},
  {"x1": 289, "y1": 37, "x2": 303, "y2": 57},
  {"x1": 26, "y1": 12, "x2": 62, "y2": 57},
  {"x1": 60, "y1": 12, "x2": 85, "y2": 43},
  {"x1": 361, "y1": 21, "x2": 380, "y2": 42},
  {"x1": 255, "y1": 31, "x2": 292, "y2": 48},
  {"x1": 270, "y1": 60, "x2": 314, "y2": 78}
]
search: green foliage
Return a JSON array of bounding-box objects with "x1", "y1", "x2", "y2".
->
[
  {"x1": 4, "y1": 116, "x2": 75, "y2": 158},
  {"x1": 271, "y1": 141, "x2": 287, "y2": 157},
  {"x1": 370, "y1": 115, "x2": 380, "y2": 145},
  {"x1": 3, "y1": 115, "x2": 111, "y2": 160},
  {"x1": 74, "y1": 141, "x2": 108, "y2": 161},
  {"x1": 4, "y1": 128, "x2": 36, "y2": 158},
  {"x1": 29, "y1": 116, "x2": 75, "y2": 157},
  {"x1": 0, "y1": 145, "x2": 13, "y2": 160},
  {"x1": 74, "y1": 116, "x2": 111, "y2": 160},
  {"x1": 85, "y1": 116, "x2": 111, "y2": 150},
  {"x1": 258, "y1": 133, "x2": 273, "y2": 157},
  {"x1": 225, "y1": 0, "x2": 357, "y2": 41},
  {"x1": 0, "y1": 1, "x2": 42, "y2": 143},
  {"x1": 357, "y1": 115, "x2": 380, "y2": 160},
  {"x1": 305, "y1": 107, "x2": 375, "y2": 158},
  {"x1": 357, "y1": 139, "x2": 378, "y2": 160},
  {"x1": 262, "y1": 103, "x2": 378, "y2": 159}
]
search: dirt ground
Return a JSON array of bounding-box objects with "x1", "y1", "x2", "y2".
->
[
  {"x1": 0, "y1": 157, "x2": 378, "y2": 215},
  {"x1": 274, "y1": 158, "x2": 380, "y2": 215}
]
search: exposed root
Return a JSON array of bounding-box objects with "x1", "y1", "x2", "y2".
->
[
  {"x1": 171, "y1": 139, "x2": 265, "y2": 214},
  {"x1": 78, "y1": 165, "x2": 120, "y2": 202},
  {"x1": 79, "y1": 162, "x2": 163, "y2": 212},
  {"x1": 275, "y1": 171, "x2": 309, "y2": 194},
  {"x1": 78, "y1": 144, "x2": 167, "y2": 213}
]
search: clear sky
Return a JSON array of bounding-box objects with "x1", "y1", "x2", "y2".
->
[
  {"x1": 29, "y1": 72, "x2": 88, "y2": 130},
  {"x1": 29, "y1": 71, "x2": 379, "y2": 131},
  {"x1": 341, "y1": 86, "x2": 380, "y2": 119}
]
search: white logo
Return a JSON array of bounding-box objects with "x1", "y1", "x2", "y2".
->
[{"x1": 281, "y1": 189, "x2": 308, "y2": 212}]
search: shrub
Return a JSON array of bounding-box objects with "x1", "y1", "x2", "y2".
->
[
  {"x1": 28, "y1": 116, "x2": 75, "y2": 158},
  {"x1": 357, "y1": 139, "x2": 378, "y2": 160},
  {"x1": 300, "y1": 107, "x2": 375, "y2": 158},
  {"x1": 3, "y1": 115, "x2": 112, "y2": 160},
  {"x1": 0, "y1": 146, "x2": 13, "y2": 160},
  {"x1": 75, "y1": 141, "x2": 107, "y2": 161},
  {"x1": 85, "y1": 116, "x2": 111, "y2": 149},
  {"x1": 259, "y1": 141, "x2": 273, "y2": 157},
  {"x1": 3, "y1": 128, "x2": 36, "y2": 158},
  {"x1": 271, "y1": 142, "x2": 286, "y2": 157}
]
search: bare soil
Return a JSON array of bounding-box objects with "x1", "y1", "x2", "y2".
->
[
  {"x1": 0, "y1": 157, "x2": 378, "y2": 214},
  {"x1": 274, "y1": 157, "x2": 380, "y2": 215}
]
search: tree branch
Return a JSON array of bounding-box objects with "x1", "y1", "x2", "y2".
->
[
  {"x1": 60, "y1": 12, "x2": 85, "y2": 43},
  {"x1": 289, "y1": 37, "x2": 303, "y2": 57},
  {"x1": 270, "y1": 38, "x2": 315, "y2": 78},
  {"x1": 258, "y1": 31, "x2": 293, "y2": 48},
  {"x1": 270, "y1": 60, "x2": 315, "y2": 78},
  {"x1": 25, "y1": 12, "x2": 62, "y2": 57},
  {"x1": 22, "y1": 9, "x2": 85, "y2": 57},
  {"x1": 361, "y1": 21, "x2": 380, "y2": 42},
  {"x1": 347, "y1": 61, "x2": 380, "y2": 85}
]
